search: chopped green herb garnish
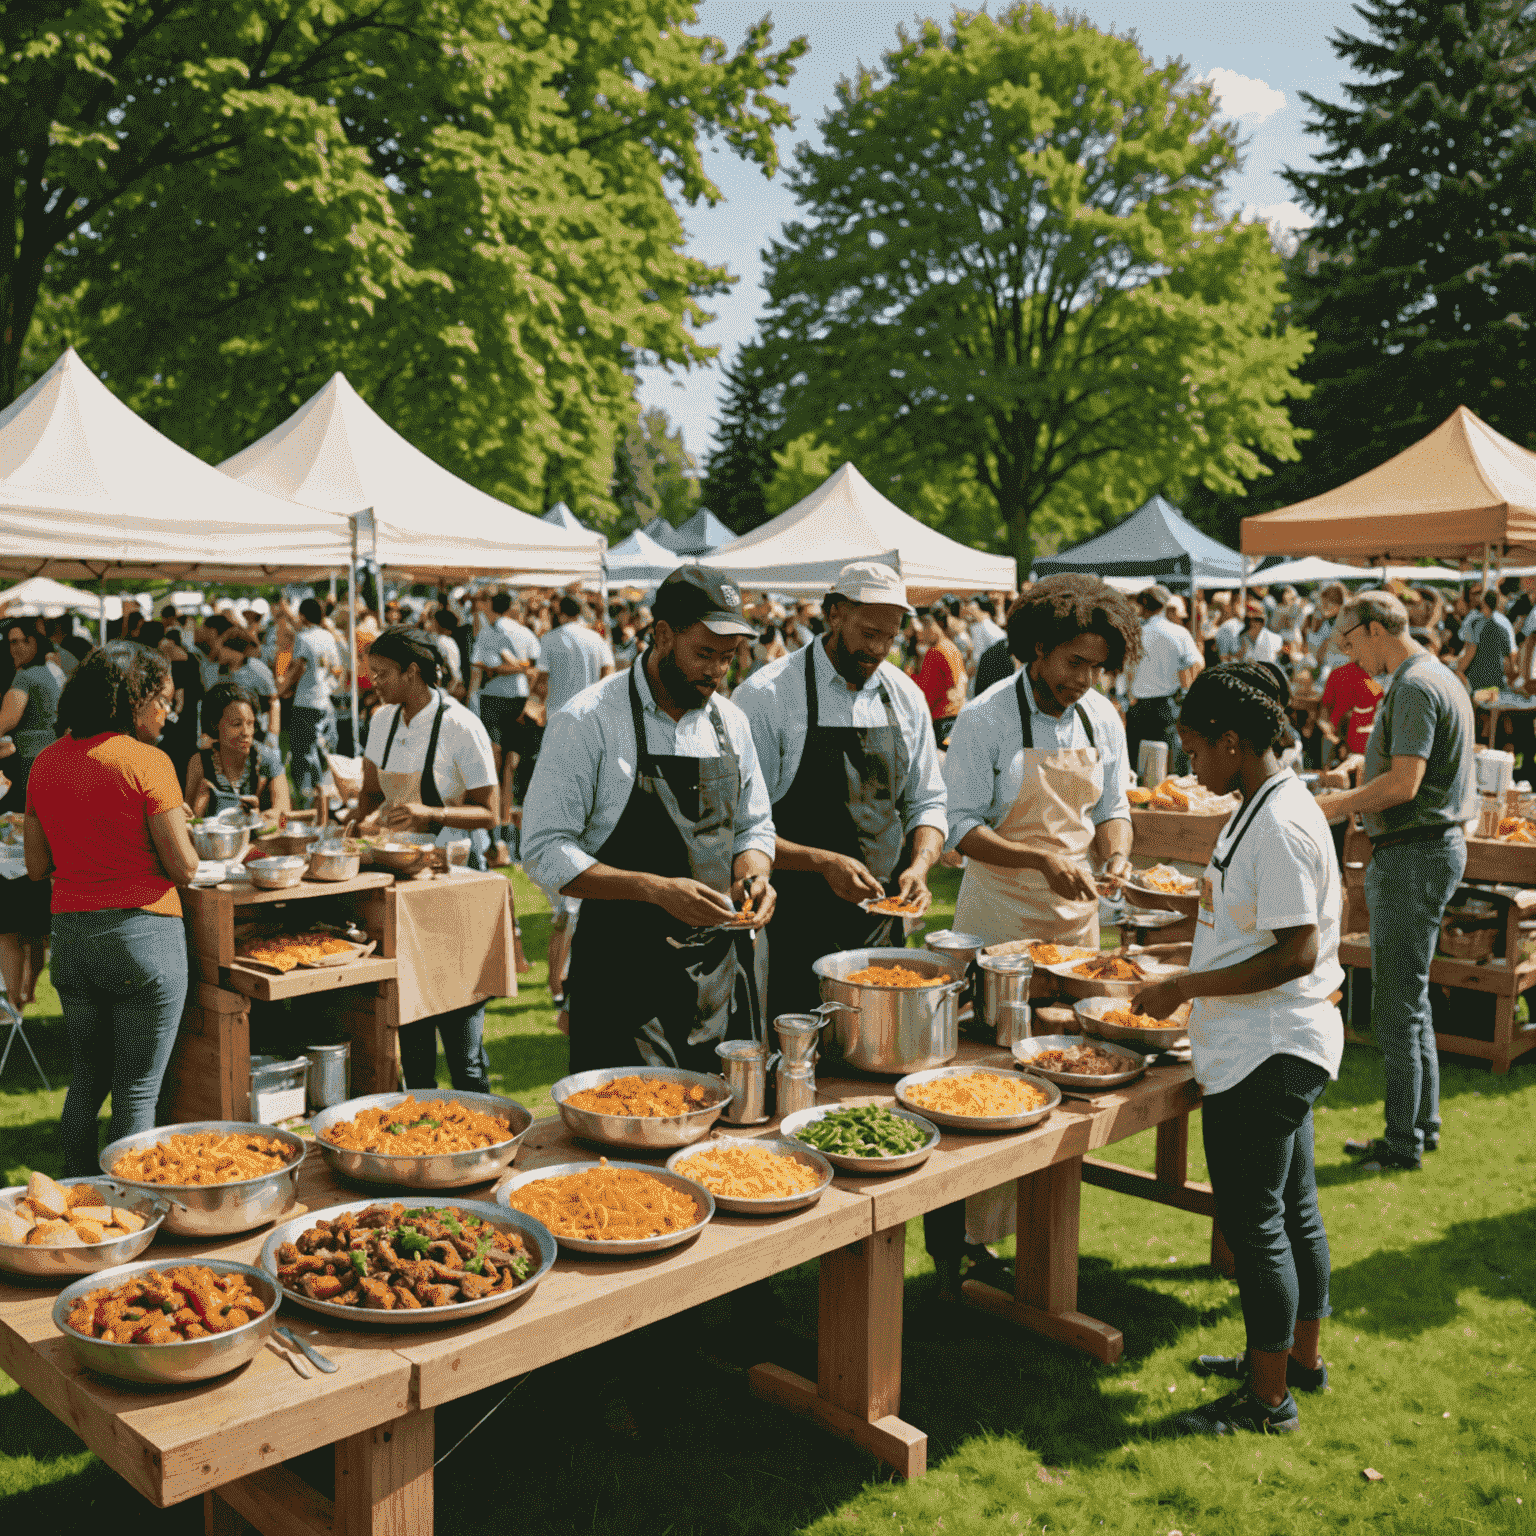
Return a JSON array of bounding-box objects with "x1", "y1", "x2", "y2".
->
[{"x1": 350, "y1": 1251, "x2": 368, "y2": 1277}]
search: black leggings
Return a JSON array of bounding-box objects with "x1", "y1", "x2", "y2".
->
[{"x1": 1202, "y1": 1053, "x2": 1332, "y2": 1355}]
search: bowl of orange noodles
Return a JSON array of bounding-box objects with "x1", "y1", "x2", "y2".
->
[
  {"x1": 894, "y1": 1063, "x2": 1060, "y2": 1132},
  {"x1": 495, "y1": 1159, "x2": 714, "y2": 1255},
  {"x1": 666, "y1": 1135, "x2": 832, "y2": 1215}
]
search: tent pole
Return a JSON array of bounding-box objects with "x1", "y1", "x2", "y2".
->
[
  {"x1": 1483, "y1": 542, "x2": 1491, "y2": 592},
  {"x1": 349, "y1": 519, "x2": 360, "y2": 761},
  {"x1": 98, "y1": 576, "x2": 106, "y2": 646}
]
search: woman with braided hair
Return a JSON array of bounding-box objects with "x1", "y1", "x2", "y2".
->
[{"x1": 1133, "y1": 660, "x2": 1344, "y2": 1437}]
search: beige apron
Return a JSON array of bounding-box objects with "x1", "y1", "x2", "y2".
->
[
  {"x1": 953, "y1": 673, "x2": 1106, "y2": 1242},
  {"x1": 376, "y1": 693, "x2": 461, "y2": 843}
]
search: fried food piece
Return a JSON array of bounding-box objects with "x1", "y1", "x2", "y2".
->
[
  {"x1": 1100, "y1": 1006, "x2": 1181, "y2": 1031},
  {"x1": 26, "y1": 1171, "x2": 69, "y2": 1219},
  {"x1": 566, "y1": 1076, "x2": 710, "y2": 1119},
  {"x1": 64, "y1": 1267, "x2": 267, "y2": 1341},
  {"x1": 1072, "y1": 955, "x2": 1146, "y2": 981},
  {"x1": 867, "y1": 895, "x2": 924, "y2": 915},
  {"x1": 1031, "y1": 1044, "x2": 1134, "y2": 1076},
  {"x1": 235, "y1": 932, "x2": 357, "y2": 972}
]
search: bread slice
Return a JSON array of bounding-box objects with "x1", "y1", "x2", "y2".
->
[
  {"x1": 50, "y1": 1227, "x2": 86, "y2": 1247},
  {"x1": 111, "y1": 1207, "x2": 147, "y2": 1234},
  {"x1": 26, "y1": 1171, "x2": 69, "y2": 1219},
  {"x1": 67, "y1": 1204, "x2": 113, "y2": 1226},
  {"x1": 25, "y1": 1219, "x2": 70, "y2": 1245},
  {"x1": 66, "y1": 1183, "x2": 108, "y2": 1209},
  {"x1": 70, "y1": 1218, "x2": 107, "y2": 1244},
  {"x1": 0, "y1": 1211, "x2": 34, "y2": 1245}
]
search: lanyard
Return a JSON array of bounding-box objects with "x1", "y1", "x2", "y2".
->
[
  {"x1": 1211, "y1": 772, "x2": 1290, "y2": 886},
  {"x1": 1014, "y1": 672, "x2": 1096, "y2": 751}
]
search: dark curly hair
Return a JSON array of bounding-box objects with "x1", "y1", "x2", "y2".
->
[
  {"x1": 1006, "y1": 575, "x2": 1143, "y2": 674},
  {"x1": 56, "y1": 641, "x2": 170, "y2": 739},
  {"x1": 202, "y1": 680, "x2": 261, "y2": 738},
  {"x1": 1180, "y1": 660, "x2": 1291, "y2": 753}
]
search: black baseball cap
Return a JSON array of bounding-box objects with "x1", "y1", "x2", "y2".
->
[{"x1": 653, "y1": 566, "x2": 755, "y2": 637}]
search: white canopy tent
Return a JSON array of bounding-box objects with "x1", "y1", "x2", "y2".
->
[
  {"x1": 607, "y1": 526, "x2": 682, "y2": 589},
  {"x1": 0, "y1": 575, "x2": 102, "y2": 616},
  {"x1": 541, "y1": 502, "x2": 591, "y2": 534},
  {"x1": 700, "y1": 463, "x2": 1016, "y2": 598},
  {"x1": 0, "y1": 349, "x2": 351, "y2": 583}
]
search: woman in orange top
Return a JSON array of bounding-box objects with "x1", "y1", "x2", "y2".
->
[
  {"x1": 912, "y1": 607, "x2": 967, "y2": 747},
  {"x1": 24, "y1": 644, "x2": 200, "y2": 1175}
]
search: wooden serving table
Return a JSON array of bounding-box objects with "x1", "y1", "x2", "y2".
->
[{"x1": 167, "y1": 869, "x2": 516, "y2": 1122}]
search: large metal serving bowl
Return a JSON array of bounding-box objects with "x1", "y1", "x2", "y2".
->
[
  {"x1": 307, "y1": 844, "x2": 363, "y2": 882},
  {"x1": 1074, "y1": 995, "x2": 1191, "y2": 1051},
  {"x1": 257, "y1": 825, "x2": 326, "y2": 858},
  {"x1": 364, "y1": 841, "x2": 435, "y2": 875},
  {"x1": 310, "y1": 1091, "x2": 534, "y2": 1187},
  {"x1": 551, "y1": 1067, "x2": 732, "y2": 1151},
  {"x1": 1122, "y1": 870, "x2": 1200, "y2": 918},
  {"x1": 0, "y1": 1177, "x2": 170, "y2": 1280},
  {"x1": 666, "y1": 1135, "x2": 833, "y2": 1216},
  {"x1": 52, "y1": 1258, "x2": 280, "y2": 1385},
  {"x1": 778, "y1": 1104, "x2": 940, "y2": 1175},
  {"x1": 496, "y1": 1159, "x2": 714, "y2": 1256},
  {"x1": 189, "y1": 823, "x2": 251, "y2": 861},
  {"x1": 99, "y1": 1121, "x2": 307, "y2": 1237},
  {"x1": 813, "y1": 946, "x2": 965, "y2": 1076},
  {"x1": 894, "y1": 1063, "x2": 1061, "y2": 1132},
  {"x1": 258, "y1": 1199, "x2": 556, "y2": 1326},
  {"x1": 1010, "y1": 1033, "x2": 1149, "y2": 1091},
  {"x1": 247, "y1": 855, "x2": 308, "y2": 890}
]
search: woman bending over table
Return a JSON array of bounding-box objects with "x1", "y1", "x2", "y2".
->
[
  {"x1": 184, "y1": 681, "x2": 290, "y2": 818},
  {"x1": 24, "y1": 644, "x2": 199, "y2": 1176},
  {"x1": 1133, "y1": 660, "x2": 1343, "y2": 1437}
]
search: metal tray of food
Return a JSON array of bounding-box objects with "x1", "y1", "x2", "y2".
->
[
  {"x1": 1009, "y1": 1033, "x2": 1149, "y2": 1090},
  {"x1": 0, "y1": 1176, "x2": 171, "y2": 1280},
  {"x1": 258, "y1": 1199, "x2": 555, "y2": 1325},
  {"x1": 665, "y1": 1135, "x2": 833, "y2": 1216},
  {"x1": 551, "y1": 1066, "x2": 732, "y2": 1151},
  {"x1": 495, "y1": 1160, "x2": 714, "y2": 1256},
  {"x1": 52, "y1": 1258, "x2": 280, "y2": 1385},
  {"x1": 310, "y1": 1090, "x2": 533, "y2": 1188},
  {"x1": 1074, "y1": 994, "x2": 1191, "y2": 1050},
  {"x1": 778, "y1": 1104, "x2": 939, "y2": 1174},
  {"x1": 893, "y1": 1063, "x2": 1060, "y2": 1132},
  {"x1": 1120, "y1": 866, "x2": 1201, "y2": 916},
  {"x1": 1042, "y1": 953, "x2": 1182, "y2": 998}
]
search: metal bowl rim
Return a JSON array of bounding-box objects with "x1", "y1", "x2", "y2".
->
[
  {"x1": 893, "y1": 1064, "x2": 1061, "y2": 1127},
  {"x1": 1010, "y1": 1033, "x2": 1150, "y2": 1088},
  {"x1": 310, "y1": 1090, "x2": 534, "y2": 1162},
  {"x1": 52, "y1": 1256, "x2": 280, "y2": 1347},
  {"x1": 98, "y1": 1121, "x2": 309, "y2": 1194},
  {"x1": 496, "y1": 1159, "x2": 715, "y2": 1251},
  {"x1": 666, "y1": 1135, "x2": 833, "y2": 1208},
  {"x1": 1073, "y1": 996, "x2": 1190, "y2": 1043}
]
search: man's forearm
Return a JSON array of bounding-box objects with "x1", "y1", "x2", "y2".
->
[
  {"x1": 1323, "y1": 764, "x2": 1421, "y2": 819},
  {"x1": 957, "y1": 824, "x2": 1037, "y2": 870},
  {"x1": 565, "y1": 863, "x2": 666, "y2": 903},
  {"x1": 904, "y1": 825, "x2": 944, "y2": 876},
  {"x1": 1092, "y1": 816, "x2": 1132, "y2": 867},
  {"x1": 773, "y1": 836, "x2": 836, "y2": 874}
]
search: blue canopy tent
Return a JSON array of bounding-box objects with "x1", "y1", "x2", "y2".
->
[
  {"x1": 1032, "y1": 494, "x2": 1248, "y2": 590},
  {"x1": 655, "y1": 507, "x2": 733, "y2": 556}
]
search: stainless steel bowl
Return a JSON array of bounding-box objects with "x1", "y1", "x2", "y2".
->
[
  {"x1": 247, "y1": 855, "x2": 308, "y2": 890},
  {"x1": 895, "y1": 1063, "x2": 1060, "y2": 1132},
  {"x1": 923, "y1": 929, "x2": 985, "y2": 968},
  {"x1": 258, "y1": 1198, "x2": 555, "y2": 1325},
  {"x1": 310, "y1": 1090, "x2": 533, "y2": 1187},
  {"x1": 52, "y1": 1258, "x2": 279, "y2": 1385},
  {"x1": 189, "y1": 824, "x2": 251, "y2": 861},
  {"x1": 258, "y1": 825, "x2": 325, "y2": 858},
  {"x1": 778, "y1": 1104, "x2": 940, "y2": 1174},
  {"x1": 307, "y1": 843, "x2": 363, "y2": 882},
  {"x1": 0, "y1": 1177, "x2": 170, "y2": 1280},
  {"x1": 496, "y1": 1160, "x2": 714, "y2": 1256},
  {"x1": 364, "y1": 841, "x2": 435, "y2": 875},
  {"x1": 551, "y1": 1067, "x2": 732, "y2": 1150},
  {"x1": 813, "y1": 946, "x2": 965, "y2": 1075},
  {"x1": 99, "y1": 1121, "x2": 307, "y2": 1236},
  {"x1": 1042, "y1": 953, "x2": 1184, "y2": 999},
  {"x1": 1010, "y1": 1033, "x2": 1148, "y2": 1091},
  {"x1": 666, "y1": 1134, "x2": 833, "y2": 1215},
  {"x1": 1074, "y1": 994, "x2": 1191, "y2": 1050}
]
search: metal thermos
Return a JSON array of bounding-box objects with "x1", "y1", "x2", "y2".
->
[
  {"x1": 773, "y1": 1013, "x2": 823, "y2": 1066},
  {"x1": 305, "y1": 1043, "x2": 350, "y2": 1112},
  {"x1": 977, "y1": 952, "x2": 1034, "y2": 1045},
  {"x1": 992, "y1": 1000, "x2": 1032, "y2": 1048},
  {"x1": 1138, "y1": 739, "x2": 1169, "y2": 787},
  {"x1": 775, "y1": 1061, "x2": 818, "y2": 1117},
  {"x1": 715, "y1": 1039, "x2": 769, "y2": 1125}
]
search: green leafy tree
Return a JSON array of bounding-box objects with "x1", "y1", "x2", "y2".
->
[
  {"x1": 752, "y1": 4, "x2": 1310, "y2": 562},
  {"x1": 613, "y1": 405, "x2": 700, "y2": 529},
  {"x1": 1280, "y1": 0, "x2": 1536, "y2": 496},
  {"x1": 700, "y1": 346, "x2": 781, "y2": 531},
  {"x1": 5, "y1": 2, "x2": 804, "y2": 529}
]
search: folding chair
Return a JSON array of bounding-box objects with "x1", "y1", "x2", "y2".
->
[{"x1": 0, "y1": 995, "x2": 50, "y2": 1091}]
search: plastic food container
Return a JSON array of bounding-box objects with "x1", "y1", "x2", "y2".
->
[{"x1": 250, "y1": 1055, "x2": 309, "y2": 1124}]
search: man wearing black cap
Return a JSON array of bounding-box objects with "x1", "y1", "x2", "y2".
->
[{"x1": 522, "y1": 567, "x2": 777, "y2": 1072}]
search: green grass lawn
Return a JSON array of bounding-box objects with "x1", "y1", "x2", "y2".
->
[{"x1": 2, "y1": 867, "x2": 1533, "y2": 1534}]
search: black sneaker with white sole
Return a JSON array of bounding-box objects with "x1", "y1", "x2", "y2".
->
[
  {"x1": 1194, "y1": 1351, "x2": 1327, "y2": 1393},
  {"x1": 1163, "y1": 1385, "x2": 1300, "y2": 1437}
]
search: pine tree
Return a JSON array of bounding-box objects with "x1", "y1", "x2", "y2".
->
[
  {"x1": 701, "y1": 348, "x2": 782, "y2": 533},
  {"x1": 1283, "y1": 0, "x2": 1536, "y2": 496}
]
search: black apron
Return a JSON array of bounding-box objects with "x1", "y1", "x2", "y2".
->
[
  {"x1": 200, "y1": 746, "x2": 264, "y2": 816},
  {"x1": 565, "y1": 660, "x2": 765, "y2": 1074},
  {"x1": 765, "y1": 643, "x2": 910, "y2": 1020},
  {"x1": 380, "y1": 696, "x2": 448, "y2": 809}
]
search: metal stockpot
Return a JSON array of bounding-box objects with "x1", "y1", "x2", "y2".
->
[{"x1": 811, "y1": 947, "x2": 965, "y2": 1076}]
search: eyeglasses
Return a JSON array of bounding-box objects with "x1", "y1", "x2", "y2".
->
[{"x1": 1340, "y1": 621, "x2": 1372, "y2": 640}]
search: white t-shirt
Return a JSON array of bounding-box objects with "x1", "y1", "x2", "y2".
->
[
  {"x1": 473, "y1": 617, "x2": 540, "y2": 700},
  {"x1": 1132, "y1": 613, "x2": 1201, "y2": 698},
  {"x1": 539, "y1": 621, "x2": 613, "y2": 716},
  {"x1": 1248, "y1": 626, "x2": 1284, "y2": 666},
  {"x1": 364, "y1": 690, "x2": 497, "y2": 848},
  {"x1": 1189, "y1": 771, "x2": 1345, "y2": 1096},
  {"x1": 291, "y1": 626, "x2": 340, "y2": 710}
]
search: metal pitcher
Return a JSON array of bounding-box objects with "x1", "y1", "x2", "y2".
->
[
  {"x1": 775, "y1": 1061, "x2": 818, "y2": 1117},
  {"x1": 976, "y1": 952, "x2": 1033, "y2": 1045},
  {"x1": 304, "y1": 1043, "x2": 351, "y2": 1112},
  {"x1": 715, "y1": 1039, "x2": 770, "y2": 1125}
]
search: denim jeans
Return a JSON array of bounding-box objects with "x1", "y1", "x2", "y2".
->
[
  {"x1": 399, "y1": 1002, "x2": 490, "y2": 1092},
  {"x1": 51, "y1": 910, "x2": 189, "y2": 1177},
  {"x1": 289, "y1": 704, "x2": 337, "y2": 803},
  {"x1": 1365, "y1": 831, "x2": 1465, "y2": 1160},
  {"x1": 1202, "y1": 1053, "x2": 1332, "y2": 1355}
]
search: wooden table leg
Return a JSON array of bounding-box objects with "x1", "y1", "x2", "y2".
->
[
  {"x1": 749, "y1": 1229, "x2": 927, "y2": 1478},
  {"x1": 963, "y1": 1157, "x2": 1125, "y2": 1363}
]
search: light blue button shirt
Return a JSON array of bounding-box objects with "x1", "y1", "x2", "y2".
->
[
  {"x1": 942, "y1": 674, "x2": 1131, "y2": 853},
  {"x1": 522, "y1": 662, "x2": 777, "y2": 897},
  {"x1": 1131, "y1": 614, "x2": 1201, "y2": 699},
  {"x1": 732, "y1": 640, "x2": 947, "y2": 837}
]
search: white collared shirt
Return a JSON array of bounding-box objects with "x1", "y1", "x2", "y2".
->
[{"x1": 732, "y1": 641, "x2": 947, "y2": 837}]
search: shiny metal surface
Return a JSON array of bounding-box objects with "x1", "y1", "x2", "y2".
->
[
  {"x1": 274, "y1": 1324, "x2": 337, "y2": 1372},
  {"x1": 667, "y1": 1135, "x2": 833, "y2": 1215},
  {"x1": 496, "y1": 1160, "x2": 714, "y2": 1256},
  {"x1": 259, "y1": 825, "x2": 326, "y2": 857},
  {"x1": 305, "y1": 1043, "x2": 351, "y2": 1112},
  {"x1": 977, "y1": 953, "x2": 1033, "y2": 1043},
  {"x1": 923, "y1": 929, "x2": 985, "y2": 968},
  {"x1": 812, "y1": 947, "x2": 964, "y2": 1075},
  {"x1": 99, "y1": 1121, "x2": 307, "y2": 1236},
  {"x1": 259, "y1": 1199, "x2": 555, "y2": 1325},
  {"x1": 1010, "y1": 1033, "x2": 1149, "y2": 1090},
  {"x1": 778, "y1": 1104, "x2": 940, "y2": 1175},
  {"x1": 773, "y1": 1014, "x2": 824, "y2": 1066},
  {"x1": 246, "y1": 855, "x2": 308, "y2": 890},
  {"x1": 551, "y1": 1067, "x2": 732, "y2": 1150},
  {"x1": 1074, "y1": 994, "x2": 1190, "y2": 1050},
  {"x1": 310, "y1": 1090, "x2": 533, "y2": 1187},
  {"x1": 364, "y1": 842, "x2": 434, "y2": 875},
  {"x1": 894, "y1": 1063, "x2": 1060, "y2": 1132},
  {"x1": 0, "y1": 1177, "x2": 170, "y2": 1280},
  {"x1": 715, "y1": 1041, "x2": 768, "y2": 1125},
  {"x1": 306, "y1": 846, "x2": 362, "y2": 882},
  {"x1": 190, "y1": 824, "x2": 251, "y2": 860},
  {"x1": 774, "y1": 1062, "x2": 818, "y2": 1116},
  {"x1": 52, "y1": 1258, "x2": 279, "y2": 1385},
  {"x1": 991, "y1": 1000, "x2": 1032, "y2": 1047}
]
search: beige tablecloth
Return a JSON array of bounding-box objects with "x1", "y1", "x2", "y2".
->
[{"x1": 393, "y1": 870, "x2": 516, "y2": 1024}]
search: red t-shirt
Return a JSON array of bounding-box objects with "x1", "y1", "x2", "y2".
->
[
  {"x1": 28, "y1": 733, "x2": 184, "y2": 916},
  {"x1": 915, "y1": 639, "x2": 967, "y2": 721},
  {"x1": 1320, "y1": 662, "x2": 1384, "y2": 754}
]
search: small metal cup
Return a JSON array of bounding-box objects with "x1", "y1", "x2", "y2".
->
[
  {"x1": 773, "y1": 1013, "x2": 824, "y2": 1066},
  {"x1": 993, "y1": 1000, "x2": 1032, "y2": 1048},
  {"x1": 305, "y1": 1042, "x2": 351, "y2": 1112},
  {"x1": 715, "y1": 1040, "x2": 768, "y2": 1125},
  {"x1": 775, "y1": 1061, "x2": 818, "y2": 1117}
]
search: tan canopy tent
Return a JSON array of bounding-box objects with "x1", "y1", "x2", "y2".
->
[{"x1": 1242, "y1": 406, "x2": 1536, "y2": 561}]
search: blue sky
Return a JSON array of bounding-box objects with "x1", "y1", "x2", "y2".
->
[{"x1": 635, "y1": 0, "x2": 1365, "y2": 461}]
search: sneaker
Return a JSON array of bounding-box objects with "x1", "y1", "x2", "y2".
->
[
  {"x1": 1423, "y1": 1132, "x2": 1440, "y2": 1152},
  {"x1": 1164, "y1": 1385, "x2": 1299, "y2": 1437},
  {"x1": 1343, "y1": 1136, "x2": 1386, "y2": 1157},
  {"x1": 1194, "y1": 1352, "x2": 1328, "y2": 1393},
  {"x1": 1360, "y1": 1147, "x2": 1421, "y2": 1172}
]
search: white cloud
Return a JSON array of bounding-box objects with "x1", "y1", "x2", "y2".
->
[
  {"x1": 1243, "y1": 201, "x2": 1317, "y2": 233},
  {"x1": 1200, "y1": 68, "x2": 1287, "y2": 123}
]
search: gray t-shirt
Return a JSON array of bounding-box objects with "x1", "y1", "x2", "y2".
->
[
  {"x1": 8, "y1": 664, "x2": 60, "y2": 760},
  {"x1": 1362, "y1": 651, "x2": 1475, "y2": 840},
  {"x1": 540, "y1": 622, "x2": 613, "y2": 716},
  {"x1": 1464, "y1": 611, "x2": 1515, "y2": 691},
  {"x1": 291, "y1": 626, "x2": 339, "y2": 711}
]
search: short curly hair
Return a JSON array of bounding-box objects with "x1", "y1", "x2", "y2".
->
[{"x1": 1006, "y1": 575, "x2": 1144, "y2": 674}]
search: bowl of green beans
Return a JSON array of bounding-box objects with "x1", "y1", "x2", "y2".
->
[{"x1": 779, "y1": 1103, "x2": 939, "y2": 1174}]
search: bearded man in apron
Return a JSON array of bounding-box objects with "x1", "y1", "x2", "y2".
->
[
  {"x1": 734, "y1": 560, "x2": 947, "y2": 1024},
  {"x1": 927, "y1": 575, "x2": 1144, "y2": 1298},
  {"x1": 521, "y1": 568, "x2": 776, "y2": 1074}
]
